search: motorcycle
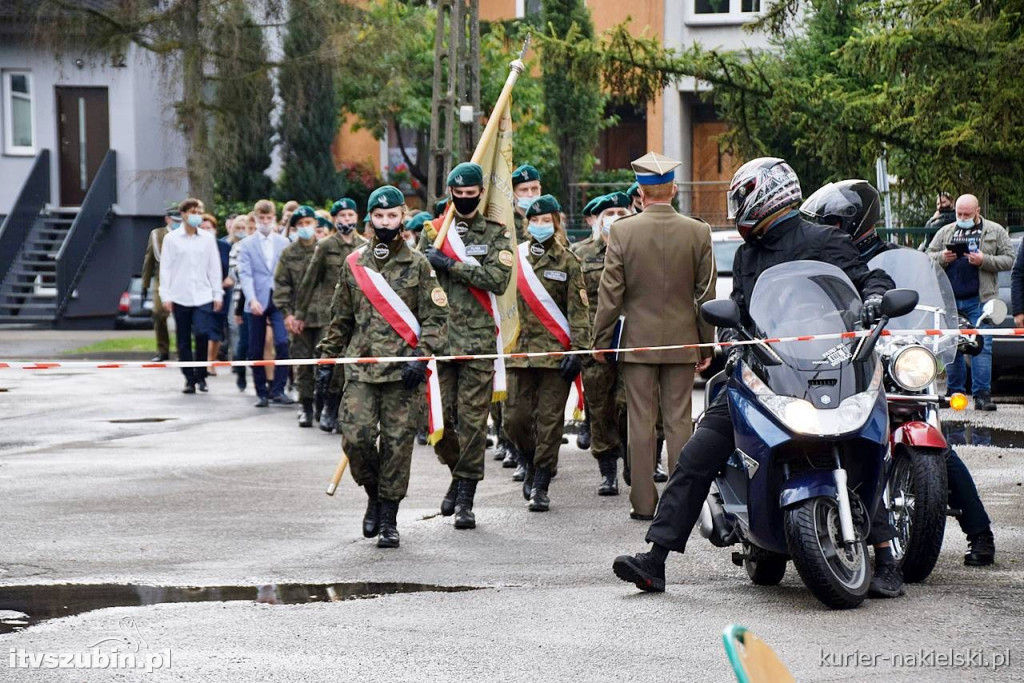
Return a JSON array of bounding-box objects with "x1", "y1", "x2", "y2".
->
[{"x1": 698, "y1": 260, "x2": 918, "y2": 609}]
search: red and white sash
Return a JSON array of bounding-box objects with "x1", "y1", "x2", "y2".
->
[
  {"x1": 439, "y1": 227, "x2": 507, "y2": 401},
  {"x1": 347, "y1": 248, "x2": 444, "y2": 444},
  {"x1": 516, "y1": 242, "x2": 585, "y2": 419}
]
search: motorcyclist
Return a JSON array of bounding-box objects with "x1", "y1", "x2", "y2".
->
[
  {"x1": 802, "y1": 180, "x2": 996, "y2": 568},
  {"x1": 611, "y1": 158, "x2": 898, "y2": 595}
]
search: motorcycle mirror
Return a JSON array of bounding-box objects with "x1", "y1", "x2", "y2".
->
[
  {"x1": 702, "y1": 299, "x2": 742, "y2": 329},
  {"x1": 881, "y1": 289, "x2": 918, "y2": 319},
  {"x1": 980, "y1": 298, "x2": 1008, "y2": 326}
]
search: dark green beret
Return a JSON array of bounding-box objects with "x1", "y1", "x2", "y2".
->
[
  {"x1": 626, "y1": 182, "x2": 641, "y2": 200},
  {"x1": 591, "y1": 192, "x2": 631, "y2": 216},
  {"x1": 447, "y1": 162, "x2": 484, "y2": 188},
  {"x1": 405, "y1": 211, "x2": 433, "y2": 232},
  {"x1": 582, "y1": 197, "x2": 601, "y2": 217},
  {"x1": 317, "y1": 215, "x2": 334, "y2": 230},
  {"x1": 525, "y1": 194, "x2": 561, "y2": 218},
  {"x1": 367, "y1": 185, "x2": 406, "y2": 212},
  {"x1": 289, "y1": 205, "x2": 318, "y2": 226},
  {"x1": 512, "y1": 164, "x2": 541, "y2": 186},
  {"x1": 330, "y1": 198, "x2": 357, "y2": 216},
  {"x1": 433, "y1": 198, "x2": 449, "y2": 218}
]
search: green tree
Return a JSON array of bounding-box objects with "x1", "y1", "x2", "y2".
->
[{"x1": 210, "y1": 0, "x2": 275, "y2": 203}]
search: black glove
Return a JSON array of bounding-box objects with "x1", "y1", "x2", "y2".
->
[
  {"x1": 724, "y1": 345, "x2": 744, "y2": 374},
  {"x1": 425, "y1": 247, "x2": 455, "y2": 272},
  {"x1": 861, "y1": 294, "x2": 884, "y2": 328},
  {"x1": 401, "y1": 357, "x2": 428, "y2": 390},
  {"x1": 558, "y1": 354, "x2": 583, "y2": 383},
  {"x1": 315, "y1": 364, "x2": 333, "y2": 396}
]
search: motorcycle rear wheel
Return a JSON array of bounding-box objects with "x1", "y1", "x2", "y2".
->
[
  {"x1": 785, "y1": 496, "x2": 870, "y2": 609},
  {"x1": 888, "y1": 446, "x2": 948, "y2": 583}
]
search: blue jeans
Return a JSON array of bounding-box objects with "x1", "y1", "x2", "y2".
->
[
  {"x1": 947, "y1": 296, "x2": 992, "y2": 395},
  {"x1": 947, "y1": 449, "x2": 991, "y2": 535},
  {"x1": 248, "y1": 301, "x2": 289, "y2": 398},
  {"x1": 172, "y1": 302, "x2": 214, "y2": 385}
]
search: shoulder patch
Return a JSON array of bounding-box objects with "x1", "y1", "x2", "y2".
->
[
  {"x1": 431, "y1": 287, "x2": 448, "y2": 307},
  {"x1": 498, "y1": 250, "x2": 514, "y2": 267}
]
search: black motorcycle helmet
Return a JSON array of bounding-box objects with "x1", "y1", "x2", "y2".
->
[{"x1": 800, "y1": 179, "x2": 881, "y2": 245}]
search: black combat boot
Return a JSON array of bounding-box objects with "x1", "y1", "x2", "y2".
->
[
  {"x1": 454, "y1": 479, "x2": 478, "y2": 529},
  {"x1": 612, "y1": 549, "x2": 667, "y2": 592},
  {"x1": 320, "y1": 394, "x2": 340, "y2": 433},
  {"x1": 868, "y1": 547, "x2": 904, "y2": 598},
  {"x1": 597, "y1": 453, "x2": 619, "y2": 496},
  {"x1": 974, "y1": 392, "x2": 997, "y2": 411},
  {"x1": 521, "y1": 451, "x2": 536, "y2": 500},
  {"x1": 440, "y1": 478, "x2": 459, "y2": 517},
  {"x1": 298, "y1": 399, "x2": 314, "y2": 428},
  {"x1": 964, "y1": 529, "x2": 995, "y2": 566},
  {"x1": 576, "y1": 413, "x2": 592, "y2": 450},
  {"x1": 362, "y1": 486, "x2": 381, "y2": 538},
  {"x1": 377, "y1": 500, "x2": 400, "y2": 548},
  {"x1": 528, "y1": 467, "x2": 552, "y2": 512},
  {"x1": 654, "y1": 437, "x2": 668, "y2": 482}
]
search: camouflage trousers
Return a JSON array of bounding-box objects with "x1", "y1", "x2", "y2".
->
[
  {"x1": 289, "y1": 326, "x2": 325, "y2": 401},
  {"x1": 505, "y1": 368, "x2": 572, "y2": 471},
  {"x1": 432, "y1": 360, "x2": 494, "y2": 481},
  {"x1": 340, "y1": 380, "x2": 417, "y2": 501},
  {"x1": 582, "y1": 357, "x2": 627, "y2": 459}
]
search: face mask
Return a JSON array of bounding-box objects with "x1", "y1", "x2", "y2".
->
[
  {"x1": 186, "y1": 214, "x2": 202, "y2": 228},
  {"x1": 516, "y1": 197, "x2": 533, "y2": 212},
  {"x1": 233, "y1": 229, "x2": 246, "y2": 239},
  {"x1": 257, "y1": 222, "x2": 273, "y2": 236},
  {"x1": 406, "y1": 237, "x2": 418, "y2": 249},
  {"x1": 528, "y1": 222, "x2": 554, "y2": 243},
  {"x1": 336, "y1": 222, "x2": 355, "y2": 234},
  {"x1": 956, "y1": 218, "x2": 975, "y2": 229},
  {"x1": 452, "y1": 195, "x2": 481, "y2": 216},
  {"x1": 169, "y1": 220, "x2": 182, "y2": 231},
  {"x1": 373, "y1": 224, "x2": 401, "y2": 244},
  {"x1": 297, "y1": 226, "x2": 315, "y2": 241},
  {"x1": 601, "y1": 215, "x2": 619, "y2": 236}
]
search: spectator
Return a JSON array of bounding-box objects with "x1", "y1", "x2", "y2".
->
[
  {"x1": 199, "y1": 213, "x2": 233, "y2": 374},
  {"x1": 1012, "y1": 238, "x2": 1024, "y2": 329},
  {"x1": 280, "y1": 200, "x2": 299, "y2": 235},
  {"x1": 158, "y1": 198, "x2": 224, "y2": 394},
  {"x1": 229, "y1": 214, "x2": 255, "y2": 391},
  {"x1": 924, "y1": 191, "x2": 956, "y2": 232},
  {"x1": 927, "y1": 194, "x2": 1015, "y2": 410}
]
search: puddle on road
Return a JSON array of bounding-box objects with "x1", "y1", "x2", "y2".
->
[
  {"x1": 105, "y1": 418, "x2": 178, "y2": 424},
  {"x1": 943, "y1": 424, "x2": 1024, "y2": 448},
  {"x1": 0, "y1": 582, "x2": 483, "y2": 633}
]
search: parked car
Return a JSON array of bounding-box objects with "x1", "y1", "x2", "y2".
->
[
  {"x1": 700, "y1": 230, "x2": 744, "y2": 379},
  {"x1": 992, "y1": 237, "x2": 1024, "y2": 379},
  {"x1": 115, "y1": 276, "x2": 155, "y2": 330}
]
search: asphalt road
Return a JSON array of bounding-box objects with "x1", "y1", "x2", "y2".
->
[{"x1": 0, "y1": 335, "x2": 1021, "y2": 682}]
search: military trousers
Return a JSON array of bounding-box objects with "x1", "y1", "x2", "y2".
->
[
  {"x1": 581, "y1": 357, "x2": 627, "y2": 460},
  {"x1": 151, "y1": 284, "x2": 170, "y2": 356},
  {"x1": 505, "y1": 368, "x2": 572, "y2": 471},
  {"x1": 432, "y1": 360, "x2": 494, "y2": 481},
  {"x1": 340, "y1": 380, "x2": 416, "y2": 501},
  {"x1": 289, "y1": 326, "x2": 324, "y2": 401}
]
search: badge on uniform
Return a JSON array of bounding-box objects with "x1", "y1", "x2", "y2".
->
[
  {"x1": 455, "y1": 221, "x2": 469, "y2": 235},
  {"x1": 466, "y1": 244, "x2": 488, "y2": 257},
  {"x1": 530, "y1": 243, "x2": 545, "y2": 257},
  {"x1": 543, "y1": 270, "x2": 567, "y2": 282},
  {"x1": 373, "y1": 243, "x2": 390, "y2": 260},
  {"x1": 498, "y1": 250, "x2": 514, "y2": 267},
  {"x1": 586, "y1": 257, "x2": 603, "y2": 263},
  {"x1": 431, "y1": 287, "x2": 448, "y2": 307}
]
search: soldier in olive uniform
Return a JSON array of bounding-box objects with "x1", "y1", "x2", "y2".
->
[
  {"x1": 298, "y1": 198, "x2": 366, "y2": 433},
  {"x1": 505, "y1": 195, "x2": 590, "y2": 511},
  {"x1": 424, "y1": 163, "x2": 513, "y2": 529},
  {"x1": 141, "y1": 209, "x2": 180, "y2": 361},
  {"x1": 273, "y1": 206, "x2": 321, "y2": 427},
  {"x1": 317, "y1": 186, "x2": 446, "y2": 548}
]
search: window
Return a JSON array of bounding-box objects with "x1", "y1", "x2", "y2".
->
[
  {"x1": 3, "y1": 71, "x2": 35, "y2": 155},
  {"x1": 689, "y1": 0, "x2": 762, "y2": 24},
  {"x1": 516, "y1": 0, "x2": 542, "y2": 18}
]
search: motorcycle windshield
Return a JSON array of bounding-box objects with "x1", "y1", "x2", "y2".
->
[
  {"x1": 749, "y1": 261, "x2": 862, "y2": 372},
  {"x1": 868, "y1": 248, "x2": 958, "y2": 367}
]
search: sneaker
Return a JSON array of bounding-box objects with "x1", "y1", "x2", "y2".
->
[
  {"x1": 964, "y1": 529, "x2": 995, "y2": 566},
  {"x1": 868, "y1": 563, "x2": 905, "y2": 598},
  {"x1": 974, "y1": 392, "x2": 997, "y2": 411},
  {"x1": 612, "y1": 552, "x2": 666, "y2": 593},
  {"x1": 270, "y1": 393, "x2": 295, "y2": 405}
]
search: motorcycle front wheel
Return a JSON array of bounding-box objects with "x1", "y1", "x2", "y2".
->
[
  {"x1": 888, "y1": 446, "x2": 948, "y2": 583},
  {"x1": 785, "y1": 496, "x2": 870, "y2": 609}
]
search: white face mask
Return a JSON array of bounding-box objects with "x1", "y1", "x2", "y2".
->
[
  {"x1": 405, "y1": 237, "x2": 417, "y2": 249},
  {"x1": 257, "y1": 222, "x2": 273, "y2": 236},
  {"x1": 600, "y1": 215, "x2": 618, "y2": 236}
]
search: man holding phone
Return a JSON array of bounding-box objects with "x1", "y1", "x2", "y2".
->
[{"x1": 927, "y1": 193, "x2": 1015, "y2": 410}]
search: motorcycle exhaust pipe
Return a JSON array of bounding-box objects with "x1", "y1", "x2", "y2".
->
[
  {"x1": 699, "y1": 493, "x2": 733, "y2": 547},
  {"x1": 833, "y1": 468, "x2": 857, "y2": 545}
]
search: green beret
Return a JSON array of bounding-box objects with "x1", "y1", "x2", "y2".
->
[
  {"x1": 591, "y1": 192, "x2": 631, "y2": 216},
  {"x1": 367, "y1": 185, "x2": 406, "y2": 212},
  {"x1": 626, "y1": 182, "x2": 641, "y2": 200},
  {"x1": 330, "y1": 198, "x2": 357, "y2": 216},
  {"x1": 525, "y1": 194, "x2": 561, "y2": 218},
  {"x1": 512, "y1": 164, "x2": 541, "y2": 186},
  {"x1": 447, "y1": 162, "x2": 484, "y2": 188},
  {"x1": 289, "y1": 205, "x2": 318, "y2": 226},
  {"x1": 405, "y1": 211, "x2": 433, "y2": 232},
  {"x1": 582, "y1": 197, "x2": 601, "y2": 217}
]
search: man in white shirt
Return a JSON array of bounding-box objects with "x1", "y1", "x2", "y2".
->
[{"x1": 159, "y1": 197, "x2": 224, "y2": 394}]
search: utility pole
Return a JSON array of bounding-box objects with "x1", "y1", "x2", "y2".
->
[{"x1": 427, "y1": 0, "x2": 480, "y2": 208}]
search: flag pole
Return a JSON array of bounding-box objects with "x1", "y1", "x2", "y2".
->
[{"x1": 434, "y1": 34, "x2": 530, "y2": 249}]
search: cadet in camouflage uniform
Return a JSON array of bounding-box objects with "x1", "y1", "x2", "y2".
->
[
  {"x1": 273, "y1": 206, "x2": 320, "y2": 427},
  {"x1": 504, "y1": 195, "x2": 590, "y2": 512},
  {"x1": 573, "y1": 193, "x2": 632, "y2": 496},
  {"x1": 511, "y1": 164, "x2": 542, "y2": 241},
  {"x1": 298, "y1": 198, "x2": 365, "y2": 433},
  {"x1": 317, "y1": 186, "x2": 446, "y2": 549},
  {"x1": 424, "y1": 163, "x2": 513, "y2": 530}
]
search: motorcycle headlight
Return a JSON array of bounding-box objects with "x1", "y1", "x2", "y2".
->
[{"x1": 890, "y1": 345, "x2": 937, "y2": 392}]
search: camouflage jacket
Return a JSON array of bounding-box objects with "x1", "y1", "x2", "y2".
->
[
  {"x1": 272, "y1": 239, "x2": 316, "y2": 319},
  {"x1": 571, "y1": 235, "x2": 607, "y2": 329},
  {"x1": 295, "y1": 232, "x2": 366, "y2": 328},
  {"x1": 319, "y1": 240, "x2": 448, "y2": 383},
  {"x1": 508, "y1": 237, "x2": 591, "y2": 369}
]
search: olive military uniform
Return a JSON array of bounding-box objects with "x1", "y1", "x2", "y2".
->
[
  {"x1": 273, "y1": 238, "x2": 318, "y2": 401},
  {"x1": 141, "y1": 226, "x2": 170, "y2": 357}
]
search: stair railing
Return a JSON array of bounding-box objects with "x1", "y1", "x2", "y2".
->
[{"x1": 0, "y1": 150, "x2": 50, "y2": 289}]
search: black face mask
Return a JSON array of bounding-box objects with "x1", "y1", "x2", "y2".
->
[
  {"x1": 337, "y1": 222, "x2": 355, "y2": 234},
  {"x1": 452, "y1": 195, "x2": 481, "y2": 217},
  {"x1": 373, "y1": 226, "x2": 401, "y2": 244}
]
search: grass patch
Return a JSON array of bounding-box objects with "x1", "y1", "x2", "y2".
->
[{"x1": 67, "y1": 336, "x2": 175, "y2": 354}]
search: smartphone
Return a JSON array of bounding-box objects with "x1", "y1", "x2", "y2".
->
[{"x1": 945, "y1": 242, "x2": 969, "y2": 257}]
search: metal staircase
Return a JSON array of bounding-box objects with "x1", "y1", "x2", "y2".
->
[{"x1": 0, "y1": 213, "x2": 76, "y2": 323}]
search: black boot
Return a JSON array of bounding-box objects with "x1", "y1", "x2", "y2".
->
[
  {"x1": 576, "y1": 413, "x2": 591, "y2": 450},
  {"x1": 454, "y1": 479, "x2": 477, "y2": 529},
  {"x1": 362, "y1": 486, "x2": 380, "y2": 538},
  {"x1": 529, "y1": 467, "x2": 552, "y2": 512},
  {"x1": 440, "y1": 478, "x2": 459, "y2": 517},
  {"x1": 964, "y1": 529, "x2": 995, "y2": 566},
  {"x1": 416, "y1": 430, "x2": 428, "y2": 446},
  {"x1": 298, "y1": 399, "x2": 313, "y2": 428},
  {"x1": 974, "y1": 392, "x2": 997, "y2": 411},
  {"x1": 520, "y1": 451, "x2": 536, "y2": 501},
  {"x1": 612, "y1": 551, "x2": 666, "y2": 592},
  {"x1": 377, "y1": 500, "x2": 400, "y2": 548},
  {"x1": 654, "y1": 438, "x2": 668, "y2": 482},
  {"x1": 868, "y1": 548, "x2": 905, "y2": 598},
  {"x1": 597, "y1": 453, "x2": 619, "y2": 496},
  {"x1": 320, "y1": 394, "x2": 340, "y2": 433},
  {"x1": 234, "y1": 366, "x2": 247, "y2": 392}
]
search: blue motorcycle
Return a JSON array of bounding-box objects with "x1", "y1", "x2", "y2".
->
[{"x1": 699, "y1": 260, "x2": 918, "y2": 609}]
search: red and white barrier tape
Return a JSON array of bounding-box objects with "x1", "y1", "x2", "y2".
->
[{"x1": 1, "y1": 327, "x2": 1022, "y2": 371}]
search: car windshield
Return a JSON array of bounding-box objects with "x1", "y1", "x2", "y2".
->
[
  {"x1": 868, "y1": 248, "x2": 958, "y2": 367},
  {"x1": 713, "y1": 240, "x2": 741, "y2": 275},
  {"x1": 749, "y1": 261, "x2": 862, "y2": 370}
]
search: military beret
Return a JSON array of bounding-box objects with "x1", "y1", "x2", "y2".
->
[
  {"x1": 447, "y1": 162, "x2": 484, "y2": 187},
  {"x1": 582, "y1": 197, "x2": 601, "y2": 217},
  {"x1": 525, "y1": 194, "x2": 561, "y2": 218},
  {"x1": 367, "y1": 185, "x2": 406, "y2": 212},
  {"x1": 512, "y1": 164, "x2": 541, "y2": 186},
  {"x1": 433, "y1": 198, "x2": 449, "y2": 218},
  {"x1": 329, "y1": 198, "x2": 357, "y2": 216},
  {"x1": 289, "y1": 205, "x2": 318, "y2": 226},
  {"x1": 405, "y1": 211, "x2": 433, "y2": 232},
  {"x1": 590, "y1": 192, "x2": 631, "y2": 216},
  {"x1": 317, "y1": 215, "x2": 334, "y2": 230},
  {"x1": 626, "y1": 182, "x2": 641, "y2": 200}
]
